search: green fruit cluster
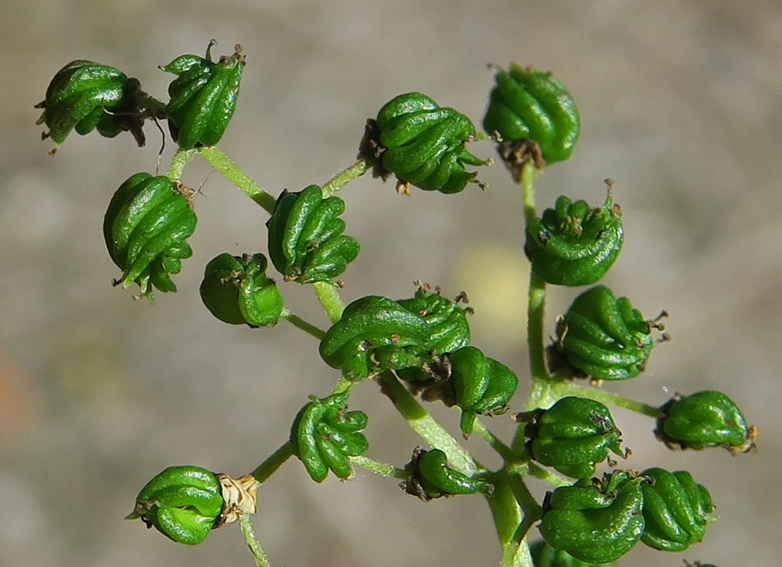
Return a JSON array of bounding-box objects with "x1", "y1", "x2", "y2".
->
[
  {"x1": 555, "y1": 285, "x2": 660, "y2": 381},
  {"x1": 267, "y1": 185, "x2": 360, "y2": 284},
  {"x1": 290, "y1": 393, "x2": 369, "y2": 482},
  {"x1": 127, "y1": 465, "x2": 223, "y2": 545},
  {"x1": 199, "y1": 253, "x2": 283, "y2": 326},
  {"x1": 374, "y1": 92, "x2": 487, "y2": 194},
  {"x1": 529, "y1": 540, "x2": 615, "y2": 567},
  {"x1": 103, "y1": 173, "x2": 197, "y2": 300},
  {"x1": 526, "y1": 194, "x2": 623, "y2": 287}
]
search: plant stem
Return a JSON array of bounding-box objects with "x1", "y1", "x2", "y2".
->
[
  {"x1": 250, "y1": 442, "x2": 294, "y2": 484},
  {"x1": 349, "y1": 454, "x2": 409, "y2": 480},
  {"x1": 280, "y1": 309, "x2": 326, "y2": 340},
  {"x1": 526, "y1": 462, "x2": 571, "y2": 487},
  {"x1": 485, "y1": 471, "x2": 534, "y2": 567},
  {"x1": 239, "y1": 513, "x2": 272, "y2": 567},
  {"x1": 167, "y1": 148, "x2": 197, "y2": 179},
  {"x1": 472, "y1": 418, "x2": 516, "y2": 463},
  {"x1": 554, "y1": 380, "x2": 663, "y2": 418},
  {"x1": 198, "y1": 146, "x2": 277, "y2": 213},
  {"x1": 321, "y1": 160, "x2": 371, "y2": 197},
  {"x1": 377, "y1": 371, "x2": 479, "y2": 475},
  {"x1": 312, "y1": 281, "x2": 345, "y2": 323}
]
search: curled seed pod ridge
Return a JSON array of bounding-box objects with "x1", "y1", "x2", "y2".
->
[
  {"x1": 639, "y1": 467, "x2": 715, "y2": 552},
  {"x1": 127, "y1": 465, "x2": 223, "y2": 545},
  {"x1": 526, "y1": 192, "x2": 623, "y2": 287},
  {"x1": 555, "y1": 285, "x2": 663, "y2": 381},
  {"x1": 103, "y1": 173, "x2": 197, "y2": 301},
  {"x1": 529, "y1": 539, "x2": 616, "y2": 567},
  {"x1": 370, "y1": 92, "x2": 488, "y2": 194},
  {"x1": 539, "y1": 471, "x2": 646, "y2": 563},
  {"x1": 524, "y1": 396, "x2": 625, "y2": 478},
  {"x1": 266, "y1": 185, "x2": 360, "y2": 284},
  {"x1": 402, "y1": 448, "x2": 491, "y2": 501},
  {"x1": 162, "y1": 41, "x2": 245, "y2": 149},
  {"x1": 290, "y1": 393, "x2": 369, "y2": 482},
  {"x1": 199, "y1": 252, "x2": 284, "y2": 326},
  {"x1": 396, "y1": 284, "x2": 471, "y2": 355}
]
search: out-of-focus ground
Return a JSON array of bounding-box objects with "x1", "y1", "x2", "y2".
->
[{"x1": 1, "y1": 1, "x2": 779, "y2": 566}]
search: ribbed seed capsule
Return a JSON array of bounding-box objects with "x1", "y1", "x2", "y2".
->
[
  {"x1": 529, "y1": 540, "x2": 616, "y2": 567},
  {"x1": 199, "y1": 252, "x2": 283, "y2": 326},
  {"x1": 523, "y1": 397, "x2": 625, "y2": 478},
  {"x1": 655, "y1": 390, "x2": 756, "y2": 454},
  {"x1": 526, "y1": 193, "x2": 623, "y2": 287},
  {"x1": 371, "y1": 92, "x2": 488, "y2": 194},
  {"x1": 539, "y1": 471, "x2": 646, "y2": 563},
  {"x1": 103, "y1": 173, "x2": 197, "y2": 301},
  {"x1": 162, "y1": 42, "x2": 245, "y2": 149},
  {"x1": 127, "y1": 465, "x2": 223, "y2": 545},
  {"x1": 450, "y1": 346, "x2": 519, "y2": 436},
  {"x1": 555, "y1": 285, "x2": 662, "y2": 381},
  {"x1": 402, "y1": 448, "x2": 491, "y2": 501},
  {"x1": 318, "y1": 295, "x2": 430, "y2": 380},
  {"x1": 290, "y1": 393, "x2": 369, "y2": 483},
  {"x1": 396, "y1": 285, "x2": 471, "y2": 355},
  {"x1": 639, "y1": 467, "x2": 715, "y2": 552},
  {"x1": 483, "y1": 64, "x2": 580, "y2": 166},
  {"x1": 266, "y1": 185, "x2": 360, "y2": 284}
]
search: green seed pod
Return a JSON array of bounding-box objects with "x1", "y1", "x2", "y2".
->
[
  {"x1": 162, "y1": 42, "x2": 245, "y2": 149},
  {"x1": 396, "y1": 285, "x2": 471, "y2": 355},
  {"x1": 403, "y1": 448, "x2": 491, "y2": 501},
  {"x1": 290, "y1": 392, "x2": 369, "y2": 483},
  {"x1": 36, "y1": 60, "x2": 142, "y2": 149},
  {"x1": 483, "y1": 64, "x2": 580, "y2": 165},
  {"x1": 199, "y1": 252, "x2": 283, "y2": 326},
  {"x1": 526, "y1": 193, "x2": 623, "y2": 287},
  {"x1": 539, "y1": 471, "x2": 646, "y2": 563},
  {"x1": 450, "y1": 346, "x2": 519, "y2": 436},
  {"x1": 127, "y1": 465, "x2": 223, "y2": 545},
  {"x1": 656, "y1": 390, "x2": 756, "y2": 454},
  {"x1": 640, "y1": 467, "x2": 715, "y2": 552},
  {"x1": 524, "y1": 397, "x2": 625, "y2": 479},
  {"x1": 266, "y1": 185, "x2": 360, "y2": 284},
  {"x1": 319, "y1": 295, "x2": 430, "y2": 380},
  {"x1": 555, "y1": 285, "x2": 661, "y2": 381},
  {"x1": 529, "y1": 539, "x2": 616, "y2": 567},
  {"x1": 103, "y1": 173, "x2": 197, "y2": 301},
  {"x1": 374, "y1": 92, "x2": 488, "y2": 194}
]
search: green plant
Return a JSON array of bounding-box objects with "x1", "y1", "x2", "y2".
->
[{"x1": 37, "y1": 44, "x2": 756, "y2": 567}]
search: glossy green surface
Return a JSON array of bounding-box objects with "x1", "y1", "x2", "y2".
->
[
  {"x1": 483, "y1": 64, "x2": 580, "y2": 164},
  {"x1": 529, "y1": 539, "x2": 615, "y2": 567},
  {"x1": 415, "y1": 448, "x2": 490, "y2": 499},
  {"x1": 103, "y1": 173, "x2": 197, "y2": 301},
  {"x1": 555, "y1": 285, "x2": 657, "y2": 381},
  {"x1": 128, "y1": 465, "x2": 222, "y2": 545},
  {"x1": 396, "y1": 286, "x2": 471, "y2": 355},
  {"x1": 526, "y1": 397, "x2": 624, "y2": 478}
]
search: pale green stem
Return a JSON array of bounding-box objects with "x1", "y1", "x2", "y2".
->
[
  {"x1": 472, "y1": 418, "x2": 516, "y2": 463},
  {"x1": 349, "y1": 454, "x2": 409, "y2": 480},
  {"x1": 549, "y1": 379, "x2": 663, "y2": 418},
  {"x1": 321, "y1": 160, "x2": 371, "y2": 197},
  {"x1": 250, "y1": 442, "x2": 294, "y2": 484},
  {"x1": 330, "y1": 376, "x2": 354, "y2": 396},
  {"x1": 377, "y1": 371, "x2": 480, "y2": 475},
  {"x1": 167, "y1": 148, "x2": 197, "y2": 180},
  {"x1": 280, "y1": 309, "x2": 326, "y2": 340},
  {"x1": 485, "y1": 472, "x2": 534, "y2": 567},
  {"x1": 239, "y1": 513, "x2": 272, "y2": 567},
  {"x1": 312, "y1": 281, "x2": 345, "y2": 323},
  {"x1": 526, "y1": 462, "x2": 571, "y2": 488},
  {"x1": 198, "y1": 146, "x2": 277, "y2": 213}
]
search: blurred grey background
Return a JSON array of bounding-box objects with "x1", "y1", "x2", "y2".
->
[{"x1": 1, "y1": 1, "x2": 779, "y2": 566}]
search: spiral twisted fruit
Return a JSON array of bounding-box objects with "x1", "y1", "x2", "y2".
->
[
  {"x1": 318, "y1": 295, "x2": 430, "y2": 380},
  {"x1": 199, "y1": 253, "x2": 283, "y2": 327},
  {"x1": 267, "y1": 185, "x2": 360, "y2": 284},
  {"x1": 127, "y1": 465, "x2": 223, "y2": 545},
  {"x1": 524, "y1": 397, "x2": 625, "y2": 479},
  {"x1": 640, "y1": 468, "x2": 714, "y2": 552},
  {"x1": 36, "y1": 60, "x2": 136, "y2": 148},
  {"x1": 484, "y1": 64, "x2": 580, "y2": 165},
  {"x1": 539, "y1": 471, "x2": 646, "y2": 564},
  {"x1": 526, "y1": 193, "x2": 623, "y2": 287},
  {"x1": 529, "y1": 540, "x2": 616, "y2": 567},
  {"x1": 450, "y1": 346, "x2": 519, "y2": 436},
  {"x1": 103, "y1": 173, "x2": 197, "y2": 301},
  {"x1": 655, "y1": 390, "x2": 756, "y2": 454},
  {"x1": 555, "y1": 285, "x2": 660, "y2": 381},
  {"x1": 396, "y1": 286, "x2": 471, "y2": 355},
  {"x1": 162, "y1": 42, "x2": 245, "y2": 149},
  {"x1": 375, "y1": 93, "x2": 487, "y2": 194},
  {"x1": 403, "y1": 448, "x2": 491, "y2": 501},
  {"x1": 290, "y1": 392, "x2": 369, "y2": 482}
]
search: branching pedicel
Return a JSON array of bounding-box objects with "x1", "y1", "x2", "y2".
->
[{"x1": 37, "y1": 42, "x2": 757, "y2": 567}]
